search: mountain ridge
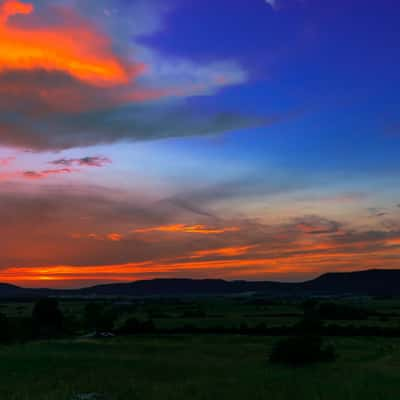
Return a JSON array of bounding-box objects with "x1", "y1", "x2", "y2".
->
[{"x1": 1, "y1": 269, "x2": 399, "y2": 298}]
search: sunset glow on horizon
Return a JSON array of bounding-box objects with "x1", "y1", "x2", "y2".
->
[{"x1": 0, "y1": 0, "x2": 399, "y2": 288}]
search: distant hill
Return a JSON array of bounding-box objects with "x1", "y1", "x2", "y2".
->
[
  {"x1": 0, "y1": 283, "x2": 29, "y2": 297},
  {"x1": 299, "y1": 269, "x2": 400, "y2": 296},
  {"x1": 0, "y1": 269, "x2": 399, "y2": 298},
  {"x1": 76, "y1": 278, "x2": 291, "y2": 297}
]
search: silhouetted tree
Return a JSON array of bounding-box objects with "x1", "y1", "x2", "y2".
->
[
  {"x1": 32, "y1": 298, "x2": 63, "y2": 337},
  {"x1": 270, "y1": 299, "x2": 336, "y2": 365},
  {"x1": 295, "y1": 299, "x2": 323, "y2": 335},
  {"x1": 84, "y1": 303, "x2": 116, "y2": 333},
  {"x1": 0, "y1": 313, "x2": 11, "y2": 343}
]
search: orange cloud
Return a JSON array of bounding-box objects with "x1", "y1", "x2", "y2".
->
[
  {"x1": 3, "y1": 229, "x2": 400, "y2": 288},
  {"x1": 134, "y1": 224, "x2": 240, "y2": 235},
  {"x1": 72, "y1": 232, "x2": 124, "y2": 242},
  {"x1": 0, "y1": 0, "x2": 144, "y2": 86},
  {"x1": 0, "y1": 0, "x2": 32, "y2": 22},
  {"x1": 386, "y1": 238, "x2": 400, "y2": 246},
  {"x1": 191, "y1": 245, "x2": 256, "y2": 258},
  {"x1": 3, "y1": 246, "x2": 400, "y2": 288},
  {"x1": 107, "y1": 233, "x2": 123, "y2": 242}
]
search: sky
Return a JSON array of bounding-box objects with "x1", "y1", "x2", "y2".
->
[{"x1": 0, "y1": 0, "x2": 399, "y2": 288}]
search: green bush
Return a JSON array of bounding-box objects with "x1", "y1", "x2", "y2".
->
[{"x1": 269, "y1": 335, "x2": 336, "y2": 365}]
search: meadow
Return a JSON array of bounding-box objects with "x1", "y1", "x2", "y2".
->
[
  {"x1": 1, "y1": 296, "x2": 400, "y2": 399},
  {"x1": 1, "y1": 335, "x2": 400, "y2": 400}
]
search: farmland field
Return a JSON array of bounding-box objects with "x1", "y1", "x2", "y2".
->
[{"x1": 1, "y1": 335, "x2": 400, "y2": 400}]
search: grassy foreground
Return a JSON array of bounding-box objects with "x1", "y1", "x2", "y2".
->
[{"x1": 0, "y1": 335, "x2": 399, "y2": 400}]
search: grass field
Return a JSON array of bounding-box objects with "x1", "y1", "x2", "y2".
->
[
  {"x1": 1, "y1": 297, "x2": 400, "y2": 399},
  {"x1": 1, "y1": 334, "x2": 400, "y2": 400}
]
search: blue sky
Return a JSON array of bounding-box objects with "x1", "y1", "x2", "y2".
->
[{"x1": 0, "y1": 0, "x2": 399, "y2": 287}]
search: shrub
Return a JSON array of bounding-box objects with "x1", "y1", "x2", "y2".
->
[
  {"x1": 182, "y1": 309, "x2": 206, "y2": 318},
  {"x1": 239, "y1": 322, "x2": 249, "y2": 333},
  {"x1": 294, "y1": 310, "x2": 323, "y2": 336},
  {"x1": 118, "y1": 317, "x2": 141, "y2": 334},
  {"x1": 10, "y1": 317, "x2": 35, "y2": 342},
  {"x1": 118, "y1": 317, "x2": 155, "y2": 334},
  {"x1": 269, "y1": 335, "x2": 336, "y2": 365},
  {"x1": 318, "y1": 302, "x2": 369, "y2": 320},
  {"x1": 84, "y1": 303, "x2": 117, "y2": 333}
]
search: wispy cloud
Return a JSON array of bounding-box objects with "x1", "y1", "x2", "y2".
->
[
  {"x1": 15, "y1": 155, "x2": 112, "y2": 181},
  {"x1": 49, "y1": 156, "x2": 112, "y2": 168},
  {"x1": 134, "y1": 224, "x2": 240, "y2": 235},
  {"x1": 265, "y1": 0, "x2": 278, "y2": 9},
  {"x1": 22, "y1": 168, "x2": 75, "y2": 179},
  {"x1": 293, "y1": 215, "x2": 341, "y2": 235},
  {"x1": 264, "y1": 0, "x2": 305, "y2": 11},
  {"x1": 0, "y1": 156, "x2": 15, "y2": 167}
]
